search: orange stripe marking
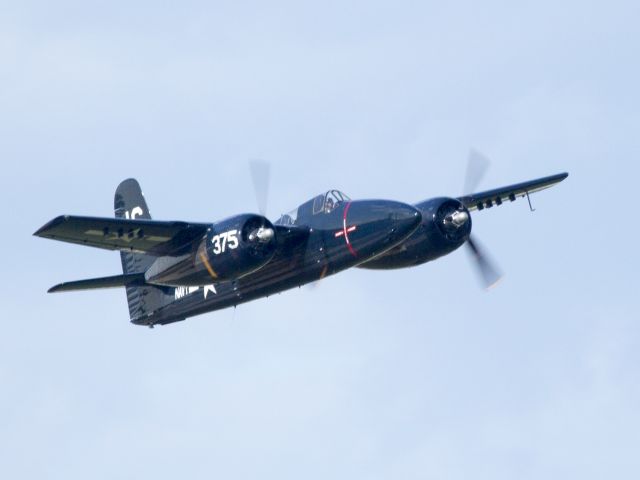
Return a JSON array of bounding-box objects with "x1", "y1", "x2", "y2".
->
[{"x1": 199, "y1": 251, "x2": 218, "y2": 280}]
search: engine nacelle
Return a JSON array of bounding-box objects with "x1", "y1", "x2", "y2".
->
[
  {"x1": 145, "y1": 214, "x2": 277, "y2": 286},
  {"x1": 359, "y1": 197, "x2": 471, "y2": 270},
  {"x1": 201, "y1": 214, "x2": 278, "y2": 281}
]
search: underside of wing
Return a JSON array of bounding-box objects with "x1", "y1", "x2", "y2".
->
[
  {"x1": 33, "y1": 215, "x2": 210, "y2": 256},
  {"x1": 458, "y1": 172, "x2": 568, "y2": 212}
]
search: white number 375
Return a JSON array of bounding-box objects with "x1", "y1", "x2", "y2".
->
[{"x1": 211, "y1": 230, "x2": 239, "y2": 255}]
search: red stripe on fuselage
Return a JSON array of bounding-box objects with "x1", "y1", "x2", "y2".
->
[{"x1": 343, "y1": 202, "x2": 358, "y2": 257}]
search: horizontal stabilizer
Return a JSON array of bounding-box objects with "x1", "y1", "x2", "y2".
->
[
  {"x1": 48, "y1": 273, "x2": 146, "y2": 293},
  {"x1": 458, "y1": 172, "x2": 568, "y2": 211}
]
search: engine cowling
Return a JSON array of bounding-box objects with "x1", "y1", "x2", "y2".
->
[
  {"x1": 358, "y1": 197, "x2": 471, "y2": 270},
  {"x1": 145, "y1": 214, "x2": 277, "y2": 286},
  {"x1": 200, "y1": 214, "x2": 277, "y2": 281}
]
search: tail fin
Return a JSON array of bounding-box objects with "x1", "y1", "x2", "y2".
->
[{"x1": 114, "y1": 179, "x2": 172, "y2": 324}]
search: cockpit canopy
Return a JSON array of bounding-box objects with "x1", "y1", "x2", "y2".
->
[{"x1": 276, "y1": 190, "x2": 351, "y2": 225}]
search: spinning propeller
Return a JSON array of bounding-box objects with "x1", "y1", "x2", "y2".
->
[
  {"x1": 463, "y1": 149, "x2": 502, "y2": 289},
  {"x1": 248, "y1": 159, "x2": 275, "y2": 243},
  {"x1": 249, "y1": 159, "x2": 271, "y2": 216}
]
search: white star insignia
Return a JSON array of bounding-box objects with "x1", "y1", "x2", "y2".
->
[{"x1": 204, "y1": 285, "x2": 217, "y2": 299}]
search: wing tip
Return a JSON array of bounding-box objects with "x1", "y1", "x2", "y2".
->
[
  {"x1": 48, "y1": 284, "x2": 63, "y2": 293},
  {"x1": 541, "y1": 172, "x2": 569, "y2": 185},
  {"x1": 33, "y1": 215, "x2": 69, "y2": 237}
]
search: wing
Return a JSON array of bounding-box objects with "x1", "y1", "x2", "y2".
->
[
  {"x1": 458, "y1": 172, "x2": 568, "y2": 212},
  {"x1": 33, "y1": 215, "x2": 210, "y2": 256}
]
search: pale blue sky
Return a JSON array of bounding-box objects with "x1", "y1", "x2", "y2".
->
[{"x1": 1, "y1": 1, "x2": 639, "y2": 479}]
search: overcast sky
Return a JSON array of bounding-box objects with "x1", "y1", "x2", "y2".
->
[{"x1": 1, "y1": 1, "x2": 639, "y2": 479}]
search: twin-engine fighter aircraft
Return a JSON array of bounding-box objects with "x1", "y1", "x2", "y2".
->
[{"x1": 35, "y1": 161, "x2": 568, "y2": 327}]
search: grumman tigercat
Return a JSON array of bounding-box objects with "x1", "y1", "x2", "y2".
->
[{"x1": 34, "y1": 158, "x2": 568, "y2": 327}]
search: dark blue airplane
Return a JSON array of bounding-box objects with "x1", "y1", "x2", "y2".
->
[{"x1": 35, "y1": 161, "x2": 567, "y2": 327}]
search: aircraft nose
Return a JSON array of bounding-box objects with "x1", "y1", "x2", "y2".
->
[
  {"x1": 346, "y1": 200, "x2": 421, "y2": 230},
  {"x1": 338, "y1": 200, "x2": 422, "y2": 259},
  {"x1": 387, "y1": 202, "x2": 422, "y2": 240}
]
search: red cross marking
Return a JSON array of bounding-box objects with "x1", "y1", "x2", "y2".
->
[{"x1": 334, "y1": 202, "x2": 358, "y2": 257}]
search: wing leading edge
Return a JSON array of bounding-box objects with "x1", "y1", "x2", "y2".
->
[{"x1": 458, "y1": 172, "x2": 568, "y2": 212}]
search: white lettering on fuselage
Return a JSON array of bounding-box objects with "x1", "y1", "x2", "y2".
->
[{"x1": 174, "y1": 284, "x2": 217, "y2": 301}]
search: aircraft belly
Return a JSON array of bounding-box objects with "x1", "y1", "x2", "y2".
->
[{"x1": 146, "y1": 232, "x2": 329, "y2": 325}]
